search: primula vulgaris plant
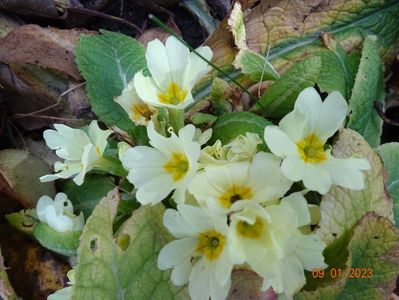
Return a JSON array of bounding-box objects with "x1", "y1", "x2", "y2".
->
[
  {"x1": 36, "y1": 35, "x2": 370, "y2": 300},
  {"x1": 9, "y1": 4, "x2": 399, "y2": 300}
]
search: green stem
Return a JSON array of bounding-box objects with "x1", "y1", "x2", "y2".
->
[
  {"x1": 93, "y1": 156, "x2": 128, "y2": 177},
  {"x1": 168, "y1": 108, "x2": 184, "y2": 132}
]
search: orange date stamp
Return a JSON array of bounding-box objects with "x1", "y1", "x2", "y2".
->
[{"x1": 311, "y1": 268, "x2": 373, "y2": 279}]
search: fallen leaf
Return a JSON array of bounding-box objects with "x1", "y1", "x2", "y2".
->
[
  {"x1": 227, "y1": 269, "x2": 276, "y2": 300},
  {"x1": 0, "y1": 247, "x2": 18, "y2": 300},
  {"x1": 0, "y1": 225, "x2": 69, "y2": 300},
  {"x1": 0, "y1": 0, "x2": 66, "y2": 19},
  {"x1": 0, "y1": 24, "x2": 93, "y2": 80},
  {"x1": 0, "y1": 12, "x2": 23, "y2": 38},
  {"x1": 0, "y1": 149, "x2": 56, "y2": 209},
  {"x1": 138, "y1": 19, "x2": 181, "y2": 46}
]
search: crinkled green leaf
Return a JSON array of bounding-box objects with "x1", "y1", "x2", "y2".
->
[
  {"x1": 234, "y1": 49, "x2": 279, "y2": 82},
  {"x1": 191, "y1": 112, "x2": 217, "y2": 125},
  {"x1": 315, "y1": 50, "x2": 348, "y2": 98},
  {"x1": 5, "y1": 209, "x2": 37, "y2": 237},
  {"x1": 61, "y1": 175, "x2": 115, "y2": 219},
  {"x1": 209, "y1": 77, "x2": 232, "y2": 115},
  {"x1": 75, "y1": 30, "x2": 147, "y2": 142},
  {"x1": 72, "y1": 189, "x2": 188, "y2": 300},
  {"x1": 347, "y1": 35, "x2": 384, "y2": 148},
  {"x1": 0, "y1": 248, "x2": 18, "y2": 300},
  {"x1": 296, "y1": 213, "x2": 399, "y2": 299},
  {"x1": 210, "y1": 111, "x2": 271, "y2": 147},
  {"x1": 376, "y1": 142, "x2": 399, "y2": 227},
  {"x1": 251, "y1": 56, "x2": 322, "y2": 117},
  {"x1": 318, "y1": 129, "x2": 393, "y2": 245},
  {"x1": 33, "y1": 223, "x2": 81, "y2": 256}
]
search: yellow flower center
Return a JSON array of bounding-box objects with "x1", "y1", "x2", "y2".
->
[
  {"x1": 196, "y1": 230, "x2": 226, "y2": 261},
  {"x1": 95, "y1": 145, "x2": 101, "y2": 156},
  {"x1": 130, "y1": 103, "x2": 153, "y2": 122},
  {"x1": 158, "y1": 82, "x2": 188, "y2": 105},
  {"x1": 236, "y1": 217, "x2": 264, "y2": 239},
  {"x1": 296, "y1": 133, "x2": 327, "y2": 163},
  {"x1": 219, "y1": 185, "x2": 253, "y2": 208},
  {"x1": 163, "y1": 152, "x2": 189, "y2": 182}
]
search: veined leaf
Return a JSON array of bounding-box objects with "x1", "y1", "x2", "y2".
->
[
  {"x1": 61, "y1": 174, "x2": 115, "y2": 218},
  {"x1": 33, "y1": 223, "x2": 81, "y2": 257},
  {"x1": 376, "y1": 143, "x2": 399, "y2": 227},
  {"x1": 318, "y1": 129, "x2": 393, "y2": 245},
  {"x1": 210, "y1": 111, "x2": 271, "y2": 146},
  {"x1": 75, "y1": 30, "x2": 147, "y2": 142},
  {"x1": 72, "y1": 189, "x2": 189, "y2": 300},
  {"x1": 251, "y1": 56, "x2": 322, "y2": 117},
  {"x1": 347, "y1": 35, "x2": 383, "y2": 148},
  {"x1": 296, "y1": 213, "x2": 399, "y2": 299}
]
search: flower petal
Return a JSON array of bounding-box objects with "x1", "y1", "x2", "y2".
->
[
  {"x1": 165, "y1": 36, "x2": 190, "y2": 86},
  {"x1": 188, "y1": 259, "x2": 211, "y2": 300},
  {"x1": 302, "y1": 164, "x2": 332, "y2": 194},
  {"x1": 295, "y1": 234, "x2": 327, "y2": 271},
  {"x1": 157, "y1": 237, "x2": 197, "y2": 270},
  {"x1": 264, "y1": 126, "x2": 297, "y2": 158},
  {"x1": 279, "y1": 109, "x2": 309, "y2": 141},
  {"x1": 146, "y1": 38, "x2": 170, "y2": 89},
  {"x1": 36, "y1": 195, "x2": 54, "y2": 222},
  {"x1": 43, "y1": 125, "x2": 90, "y2": 161},
  {"x1": 280, "y1": 156, "x2": 305, "y2": 182},
  {"x1": 323, "y1": 156, "x2": 370, "y2": 190},
  {"x1": 44, "y1": 206, "x2": 74, "y2": 232},
  {"x1": 88, "y1": 120, "x2": 112, "y2": 156},
  {"x1": 294, "y1": 87, "x2": 322, "y2": 132},
  {"x1": 170, "y1": 258, "x2": 192, "y2": 286},
  {"x1": 315, "y1": 91, "x2": 348, "y2": 140},
  {"x1": 280, "y1": 192, "x2": 311, "y2": 227},
  {"x1": 133, "y1": 71, "x2": 161, "y2": 107},
  {"x1": 183, "y1": 46, "x2": 212, "y2": 90},
  {"x1": 163, "y1": 208, "x2": 198, "y2": 238}
]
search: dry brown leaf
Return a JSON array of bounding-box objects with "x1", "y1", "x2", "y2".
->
[
  {"x1": 138, "y1": 20, "x2": 181, "y2": 46},
  {"x1": 0, "y1": 225, "x2": 69, "y2": 300},
  {"x1": 0, "y1": 0, "x2": 67, "y2": 19},
  {"x1": 227, "y1": 269, "x2": 276, "y2": 300},
  {"x1": 0, "y1": 149, "x2": 56, "y2": 209},
  {"x1": 0, "y1": 24, "x2": 93, "y2": 80}
]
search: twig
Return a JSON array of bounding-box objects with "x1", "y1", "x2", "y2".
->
[
  {"x1": 67, "y1": 6, "x2": 142, "y2": 34},
  {"x1": 10, "y1": 82, "x2": 86, "y2": 120}
]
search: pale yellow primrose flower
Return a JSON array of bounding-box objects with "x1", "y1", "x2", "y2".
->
[
  {"x1": 158, "y1": 204, "x2": 233, "y2": 300},
  {"x1": 199, "y1": 133, "x2": 262, "y2": 166},
  {"x1": 36, "y1": 193, "x2": 84, "y2": 233},
  {"x1": 133, "y1": 36, "x2": 213, "y2": 109},
  {"x1": 190, "y1": 152, "x2": 292, "y2": 214},
  {"x1": 122, "y1": 121, "x2": 201, "y2": 205},
  {"x1": 264, "y1": 87, "x2": 370, "y2": 194},
  {"x1": 228, "y1": 192, "x2": 327, "y2": 297},
  {"x1": 114, "y1": 80, "x2": 157, "y2": 126},
  {"x1": 40, "y1": 121, "x2": 112, "y2": 185}
]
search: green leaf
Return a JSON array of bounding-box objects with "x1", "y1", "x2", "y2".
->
[
  {"x1": 208, "y1": 77, "x2": 232, "y2": 115},
  {"x1": 210, "y1": 111, "x2": 272, "y2": 146},
  {"x1": 5, "y1": 209, "x2": 37, "y2": 237},
  {"x1": 75, "y1": 30, "x2": 147, "y2": 141},
  {"x1": 191, "y1": 112, "x2": 217, "y2": 125},
  {"x1": 318, "y1": 129, "x2": 393, "y2": 245},
  {"x1": 347, "y1": 35, "x2": 384, "y2": 148},
  {"x1": 296, "y1": 213, "x2": 399, "y2": 299},
  {"x1": 0, "y1": 248, "x2": 19, "y2": 300},
  {"x1": 234, "y1": 49, "x2": 279, "y2": 82},
  {"x1": 336, "y1": 213, "x2": 399, "y2": 299},
  {"x1": 72, "y1": 189, "x2": 189, "y2": 300},
  {"x1": 33, "y1": 223, "x2": 81, "y2": 256},
  {"x1": 251, "y1": 56, "x2": 322, "y2": 117},
  {"x1": 376, "y1": 143, "x2": 399, "y2": 226},
  {"x1": 315, "y1": 50, "x2": 348, "y2": 98},
  {"x1": 61, "y1": 175, "x2": 115, "y2": 219}
]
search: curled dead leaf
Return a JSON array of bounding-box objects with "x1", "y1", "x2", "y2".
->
[{"x1": 0, "y1": 149, "x2": 56, "y2": 210}]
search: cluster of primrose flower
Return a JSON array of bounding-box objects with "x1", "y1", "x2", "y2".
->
[{"x1": 37, "y1": 36, "x2": 370, "y2": 299}]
